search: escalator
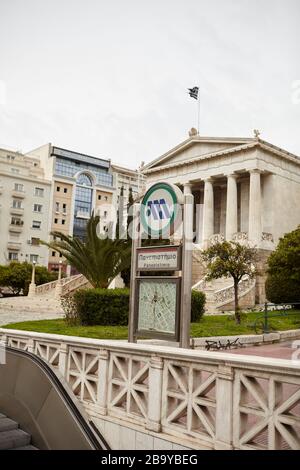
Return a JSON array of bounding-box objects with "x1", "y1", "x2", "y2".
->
[{"x1": 0, "y1": 346, "x2": 109, "y2": 450}]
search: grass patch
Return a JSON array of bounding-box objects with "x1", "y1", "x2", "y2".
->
[{"x1": 2, "y1": 310, "x2": 300, "y2": 339}]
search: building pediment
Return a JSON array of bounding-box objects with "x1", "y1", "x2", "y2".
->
[
  {"x1": 143, "y1": 134, "x2": 300, "y2": 175},
  {"x1": 143, "y1": 135, "x2": 255, "y2": 172}
]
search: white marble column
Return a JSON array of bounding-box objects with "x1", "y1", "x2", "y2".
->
[
  {"x1": 225, "y1": 174, "x2": 238, "y2": 241},
  {"x1": 202, "y1": 178, "x2": 214, "y2": 247},
  {"x1": 248, "y1": 169, "x2": 262, "y2": 245},
  {"x1": 183, "y1": 182, "x2": 192, "y2": 195}
]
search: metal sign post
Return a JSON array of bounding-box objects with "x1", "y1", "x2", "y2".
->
[
  {"x1": 128, "y1": 182, "x2": 193, "y2": 348},
  {"x1": 128, "y1": 203, "x2": 141, "y2": 343},
  {"x1": 179, "y1": 192, "x2": 194, "y2": 348}
]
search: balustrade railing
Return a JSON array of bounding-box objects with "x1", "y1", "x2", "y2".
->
[
  {"x1": 214, "y1": 276, "x2": 256, "y2": 307},
  {"x1": 0, "y1": 329, "x2": 299, "y2": 450},
  {"x1": 35, "y1": 274, "x2": 83, "y2": 295}
]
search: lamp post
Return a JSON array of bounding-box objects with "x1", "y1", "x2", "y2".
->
[
  {"x1": 55, "y1": 260, "x2": 63, "y2": 299},
  {"x1": 28, "y1": 260, "x2": 36, "y2": 297},
  {"x1": 58, "y1": 259, "x2": 62, "y2": 282}
]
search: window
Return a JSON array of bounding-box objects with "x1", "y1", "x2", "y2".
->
[
  {"x1": 30, "y1": 254, "x2": 39, "y2": 263},
  {"x1": 55, "y1": 202, "x2": 60, "y2": 212},
  {"x1": 8, "y1": 252, "x2": 18, "y2": 261},
  {"x1": 77, "y1": 174, "x2": 92, "y2": 186},
  {"x1": 12, "y1": 199, "x2": 22, "y2": 209},
  {"x1": 56, "y1": 186, "x2": 60, "y2": 192},
  {"x1": 105, "y1": 196, "x2": 108, "y2": 201},
  {"x1": 32, "y1": 220, "x2": 41, "y2": 229},
  {"x1": 54, "y1": 157, "x2": 113, "y2": 187},
  {"x1": 31, "y1": 237, "x2": 40, "y2": 246},
  {"x1": 33, "y1": 204, "x2": 42, "y2": 213},
  {"x1": 54, "y1": 218, "x2": 58, "y2": 224},
  {"x1": 62, "y1": 203, "x2": 67, "y2": 213},
  {"x1": 59, "y1": 253, "x2": 63, "y2": 258},
  {"x1": 104, "y1": 211, "x2": 108, "y2": 219},
  {"x1": 64, "y1": 188, "x2": 68, "y2": 193},
  {"x1": 98, "y1": 195, "x2": 102, "y2": 200},
  {"x1": 11, "y1": 217, "x2": 23, "y2": 225},
  {"x1": 14, "y1": 183, "x2": 23, "y2": 192},
  {"x1": 52, "y1": 251, "x2": 56, "y2": 257},
  {"x1": 34, "y1": 187, "x2": 44, "y2": 197},
  {"x1": 62, "y1": 219, "x2": 66, "y2": 225}
]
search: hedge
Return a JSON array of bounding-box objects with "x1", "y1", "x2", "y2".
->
[
  {"x1": 74, "y1": 288, "x2": 130, "y2": 326},
  {"x1": 72, "y1": 288, "x2": 206, "y2": 326}
]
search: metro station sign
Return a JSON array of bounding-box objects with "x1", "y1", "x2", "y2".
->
[
  {"x1": 136, "y1": 245, "x2": 182, "y2": 271},
  {"x1": 140, "y1": 182, "x2": 183, "y2": 237}
]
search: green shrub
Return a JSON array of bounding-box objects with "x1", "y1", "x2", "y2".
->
[
  {"x1": 73, "y1": 287, "x2": 205, "y2": 327},
  {"x1": 191, "y1": 290, "x2": 206, "y2": 322},
  {"x1": 265, "y1": 274, "x2": 300, "y2": 304},
  {"x1": 74, "y1": 288, "x2": 130, "y2": 326}
]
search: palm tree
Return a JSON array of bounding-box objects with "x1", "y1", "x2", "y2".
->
[{"x1": 44, "y1": 213, "x2": 131, "y2": 289}]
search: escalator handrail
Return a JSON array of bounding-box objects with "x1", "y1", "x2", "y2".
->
[{"x1": 2, "y1": 345, "x2": 110, "y2": 450}]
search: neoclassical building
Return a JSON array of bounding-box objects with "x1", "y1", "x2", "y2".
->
[{"x1": 142, "y1": 130, "x2": 300, "y2": 309}]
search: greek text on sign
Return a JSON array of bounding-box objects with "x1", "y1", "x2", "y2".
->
[{"x1": 137, "y1": 246, "x2": 181, "y2": 271}]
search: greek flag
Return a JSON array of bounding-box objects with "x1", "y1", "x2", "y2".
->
[{"x1": 188, "y1": 86, "x2": 199, "y2": 99}]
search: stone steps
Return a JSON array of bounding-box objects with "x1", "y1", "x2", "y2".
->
[{"x1": 0, "y1": 413, "x2": 38, "y2": 450}]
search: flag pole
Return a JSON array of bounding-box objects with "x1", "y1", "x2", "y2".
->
[{"x1": 197, "y1": 88, "x2": 200, "y2": 134}]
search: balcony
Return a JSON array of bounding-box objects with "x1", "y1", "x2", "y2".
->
[
  {"x1": 7, "y1": 241, "x2": 22, "y2": 251},
  {"x1": 9, "y1": 221, "x2": 24, "y2": 233},
  {"x1": 10, "y1": 207, "x2": 24, "y2": 216},
  {"x1": 11, "y1": 189, "x2": 25, "y2": 198}
]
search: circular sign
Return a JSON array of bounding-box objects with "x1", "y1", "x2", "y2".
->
[{"x1": 141, "y1": 182, "x2": 183, "y2": 237}]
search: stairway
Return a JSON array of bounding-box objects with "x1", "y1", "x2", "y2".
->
[
  {"x1": 0, "y1": 413, "x2": 38, "y2": 450},
  {"x1": 192, "y1": 247, "x2": 256, "y2": 313},
  {"x1": 200, "y1": 277, "x2": 233, "y2": 314}
]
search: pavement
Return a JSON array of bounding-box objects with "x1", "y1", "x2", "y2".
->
[
  {"x1": 0, "y1": 295, "x2": 64, "y2": 326},
  {"x1": 229, "y1": 340, "x2": 299, "y2": 360}
]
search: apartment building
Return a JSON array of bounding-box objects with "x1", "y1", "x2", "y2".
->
[
  {"x1": 112, "y1": 163, "x2": 146, "y2": 204},
  {"x1": 0, "y1": 147, "x2": 51, "y2": 267},
  {"x1": 0, "y1": 142, "x2": 146, "y2": 273},
  {"x1": 27, "y1": 144, "x2": 117, "y2": 273}
]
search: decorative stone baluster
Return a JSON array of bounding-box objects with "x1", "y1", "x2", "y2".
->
[
  {"x1": 58, "y1": 343, "x2": 68, "y2": 377},
  {"x1": 248, "y1": 169, "x2": 262, "y2": 245},
  {"x1": 97, "y1": 349, "x2": 110, "y2": 415},
  {"x1": 225, "y1": 174, "x2": 238, "y2": 241},
  {"x1": 146, "y1": 355, "x2": 164, "y2": 432},
  {"x1": 202, "y1": 178, "x2": 214, "y2": 248},
  {"x1": 215, "y1": 365, "x2": 234, "y2": 449},
  {"x1": 27, "y1": 338, "x2": 35, "y2": 354}
]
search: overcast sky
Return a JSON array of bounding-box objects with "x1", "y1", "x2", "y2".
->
[{"x1": 0, "y1": 0, "x2": 299, "y2": 168}]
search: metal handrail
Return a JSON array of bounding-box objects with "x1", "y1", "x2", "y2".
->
[
  {"x1": 253, "y1": 302, "x2": 300, "y2": 334},
  {"x1": 3, "y1": 346, "x2": 110, "y2": 450}
]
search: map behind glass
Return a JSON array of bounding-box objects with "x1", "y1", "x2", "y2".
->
[{"x1": 138, "y1": 281, "x2": 177, "y2": 334}]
